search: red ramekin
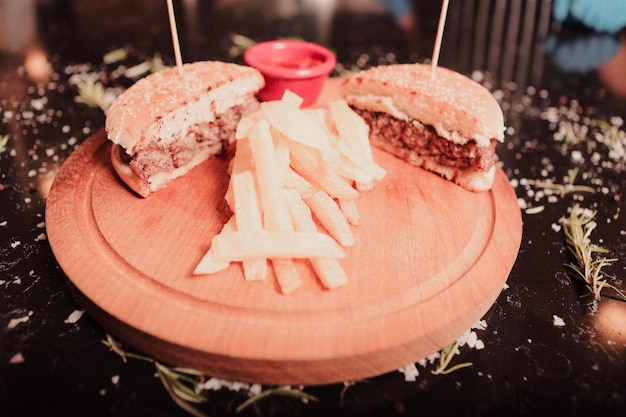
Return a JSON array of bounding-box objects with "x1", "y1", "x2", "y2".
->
[{"x1": 244, "y1": 40, "x2": 336, "y2": 107}]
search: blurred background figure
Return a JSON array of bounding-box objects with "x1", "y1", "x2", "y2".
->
[
  {"x1": 548, "y1": 0, "x2": 626, "y2": 96},
  {"x1": 375, "y1": 0, "x2": 415, "y2": 36},
  {"x1": 552, "y1": 0, "x2": 626, "y2": 33}
]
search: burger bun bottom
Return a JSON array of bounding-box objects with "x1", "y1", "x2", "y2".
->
[{"x1": 370, "y1": 137, "x2": 496, "y2": 192}]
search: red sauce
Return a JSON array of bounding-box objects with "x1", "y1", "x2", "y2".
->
[{"x1": 266, "y1": 56, "x2": 324, "y2": 69}]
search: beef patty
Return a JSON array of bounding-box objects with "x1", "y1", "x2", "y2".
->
[{"x1": 354, "y1": 109, "x2": 497, "y2": 172}]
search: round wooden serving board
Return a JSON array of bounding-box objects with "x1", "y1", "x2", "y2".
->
[{"x1": 46, "y1": 124, "x2": 522, "y2": 386}]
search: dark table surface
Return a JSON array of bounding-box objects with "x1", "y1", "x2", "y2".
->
[{"x1": 2, "y1": 1, "x2": 626, "y2": 416}]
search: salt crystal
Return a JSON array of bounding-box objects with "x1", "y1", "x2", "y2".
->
[
  {"x1": 552, "y1": 315, "x2": 565, "y2": 327},
  {"x1": 471, "y1": 70, "x2": 484, "y2": 82},
  {"x1": 517, "y1": 198, "x2": 528, "y2": 210},
  {"x1": 458, "y1": 330, "x2": 479, "y2": 348},
  {"x1": 570, "y1": 150, "x2": 583, "y2": 162},
  {"x1": 200, "y1": 377, "x2": 260, "y2": 394},
  {"x1": 31, "y1": 101, "x2": 42, "y2": 111},
  {"x1": 7, "y1": 311, "x2": 33, "y2": 329},
  {"x1": 64, "y1": 309, "x2": 84, "y2": 324},
  {"x1": 399, "y1": 363, "x2": 419, "y2": 381},
  {"x1": 9, "y1": 353, "x2": 25, "y2": 364}
]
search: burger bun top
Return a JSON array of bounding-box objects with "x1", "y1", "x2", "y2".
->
[
  {"x1": 339, "y1": 64, "x2": 505, "y2": 146},
  {"x1": 106, "y1": 61, "x2": 264, "y2": 154}
]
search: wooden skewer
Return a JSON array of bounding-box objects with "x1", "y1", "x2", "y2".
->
[
  {"x1": 431, "y1": 0, "x2": 450, "y2": 79},
  {"x1": 167, "y1": 0, "x2": 184, "y2": 74}
]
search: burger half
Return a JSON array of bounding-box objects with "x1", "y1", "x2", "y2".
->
[
  {"x1": 339, "y1": 64, "x2": 505, "y2": 192},
  {"x1": 106, "y1": 61, "x2": 265, "y2": 197}
]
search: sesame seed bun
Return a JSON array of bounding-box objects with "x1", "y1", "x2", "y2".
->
[
  {"x1": 105, "y1": 61, "x2": 264, "y2": 197},
  {"x1": 339, "y1": 63, "x2": 504, "y2": 146},
  {"x1": 339, "y1": 63, "x2": 505, "y2": 192}
]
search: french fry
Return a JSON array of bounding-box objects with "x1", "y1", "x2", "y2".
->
[
  {"x1": 285, "y1": 189, "x2": 348, "y2": 289},
  {"x1": 319, "y1": 147, "x2": 343, "y2": 173},
  {"x1": 328, "y1": 99, "x2": 373, "y2": 161},
  {"x1": 303, "y1": 107, "x2": 331, "y2": 135},
  {"x1": 195, "y1": 93, "x2": 386, "y2": 293},
  {"x1": 335, "y1": 139, "x2": 386, "y2": 181},
  {"x1": 247, "y1": 124, "x2": 306, "y2": 289},
  {"x1": 276, "y1": 130, "x2": 323, "y2": 175},
  {"x1": 235, "y1": 110, "x2": 264, "y2": 140},
  {"x1": 231, "y1": 168, "x2": 267, "y2": 280},
  {"x1": 272, "y1": 258, "x2": 302, "y2": 294},
  {"x1": 285, "y1": 168, "x2": 355, "y2": 247},
  {"x1": 311, "y1": 171, "x2": 359, "y2": 201},
  {"x1": 338, "y1": 198, "x2": 360, "y2": 226},
  {"x1": 230, "y1": 137, "x2": 267, "y2": 280},
  {"x1": 337, "y1": 157, "x2": 374, "y2": 186},
  {"x1": 248, "y1": 119, "x2": 291, "y2": 231},
  {"x1": 305, "y1": 191, "x2": 354, "y2": 247},
  {"x1": 285, "y1": 168, "x2": 317, "y2": 199},
  {"x1": 310, "y1": 258, "x2": 348, "y2": 289},
  {"x1": 261, "y1": 100, "x2": 332, "y2": 150},
  {"x1": 194, "y1": 248, "x2": 231, "y2": 275},
  {"x1": 194, "y1": 217, "x2": 235, "y2": 274},
  {"x1": 274, "y1": 141, "x2": 291, "y2": 188},
  {"x1": 209, "y1": 230, "x2": 346, "y2": 261},
  {"x1": 277, "y1": 132, "x2": 356, "y2": 200},
  {"x1": 231, "y1": 172, "x2": 268, "y2": 280},
  {"x1": 284, "y1": 188, "x2": 315, "y2": 230},
  {"x1": 280, "y1": 89, "x2": 304, "y2": 108}
]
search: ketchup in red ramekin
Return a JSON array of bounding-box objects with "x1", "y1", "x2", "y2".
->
[{"x1": 244, "y1": 40, "x2": 336, "y2": 107}]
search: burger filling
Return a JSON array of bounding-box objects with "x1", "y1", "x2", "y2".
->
[
  {"x1": 121, "y1": 102, "x2": 252, "y2": 182},
  {"x1": 353, "y1": 109, "x2": 497, "y2": 172}
]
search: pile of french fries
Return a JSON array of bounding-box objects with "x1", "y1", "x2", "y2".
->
[{"x1": 194, "y1": 90, "x2": 386, "y2": 293}]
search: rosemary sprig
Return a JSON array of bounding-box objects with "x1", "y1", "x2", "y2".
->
[
  {"x1": 103, "y1": 334, "x2": 319, "y2": 416},
  {"x1": 527, "y1": 167, "x2": 595, "y2": 197},
  {"x1": 431, "y1": 340, "x2": 473, "y2": 375},
  {"x1": 226, "y1": 34, "x2": 305, "y2": 58},
  {"x1": 562, "y1": 122, "x2": 595, "y2": 152},
  {"x1": 236, "y1": 387, "x2": 318, "y2": 413},
  {"x1": 103, "y1": 47, "x2": 130, "y2": 64},
  {"x1": 336, "y1": 64, "x2": 363, "y2": 77},
  {"x1": 123, "y1": 53, "x2": 167, "y2": 78},
  {"x1": 74, "y1": 79, "x2": 117, "y2": 113},
  {"x1": 592, "y1": 118, "x2": 622, "y2": 148},
  {"x1": 561, "y1": 204, "x2": 626, "y2": 309},
  {"x1": 155, "y1": 363, "x2": 210, "y2": 417},
  {"x1": 103, "y1": 334, "x2": 209, "y2": 417},
  {"x1": 228, "y1": 33, "x2": 257, "y2": 57},
  {"x1": 0, "y1": 134, "x2": 9, "y2": 153}
]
